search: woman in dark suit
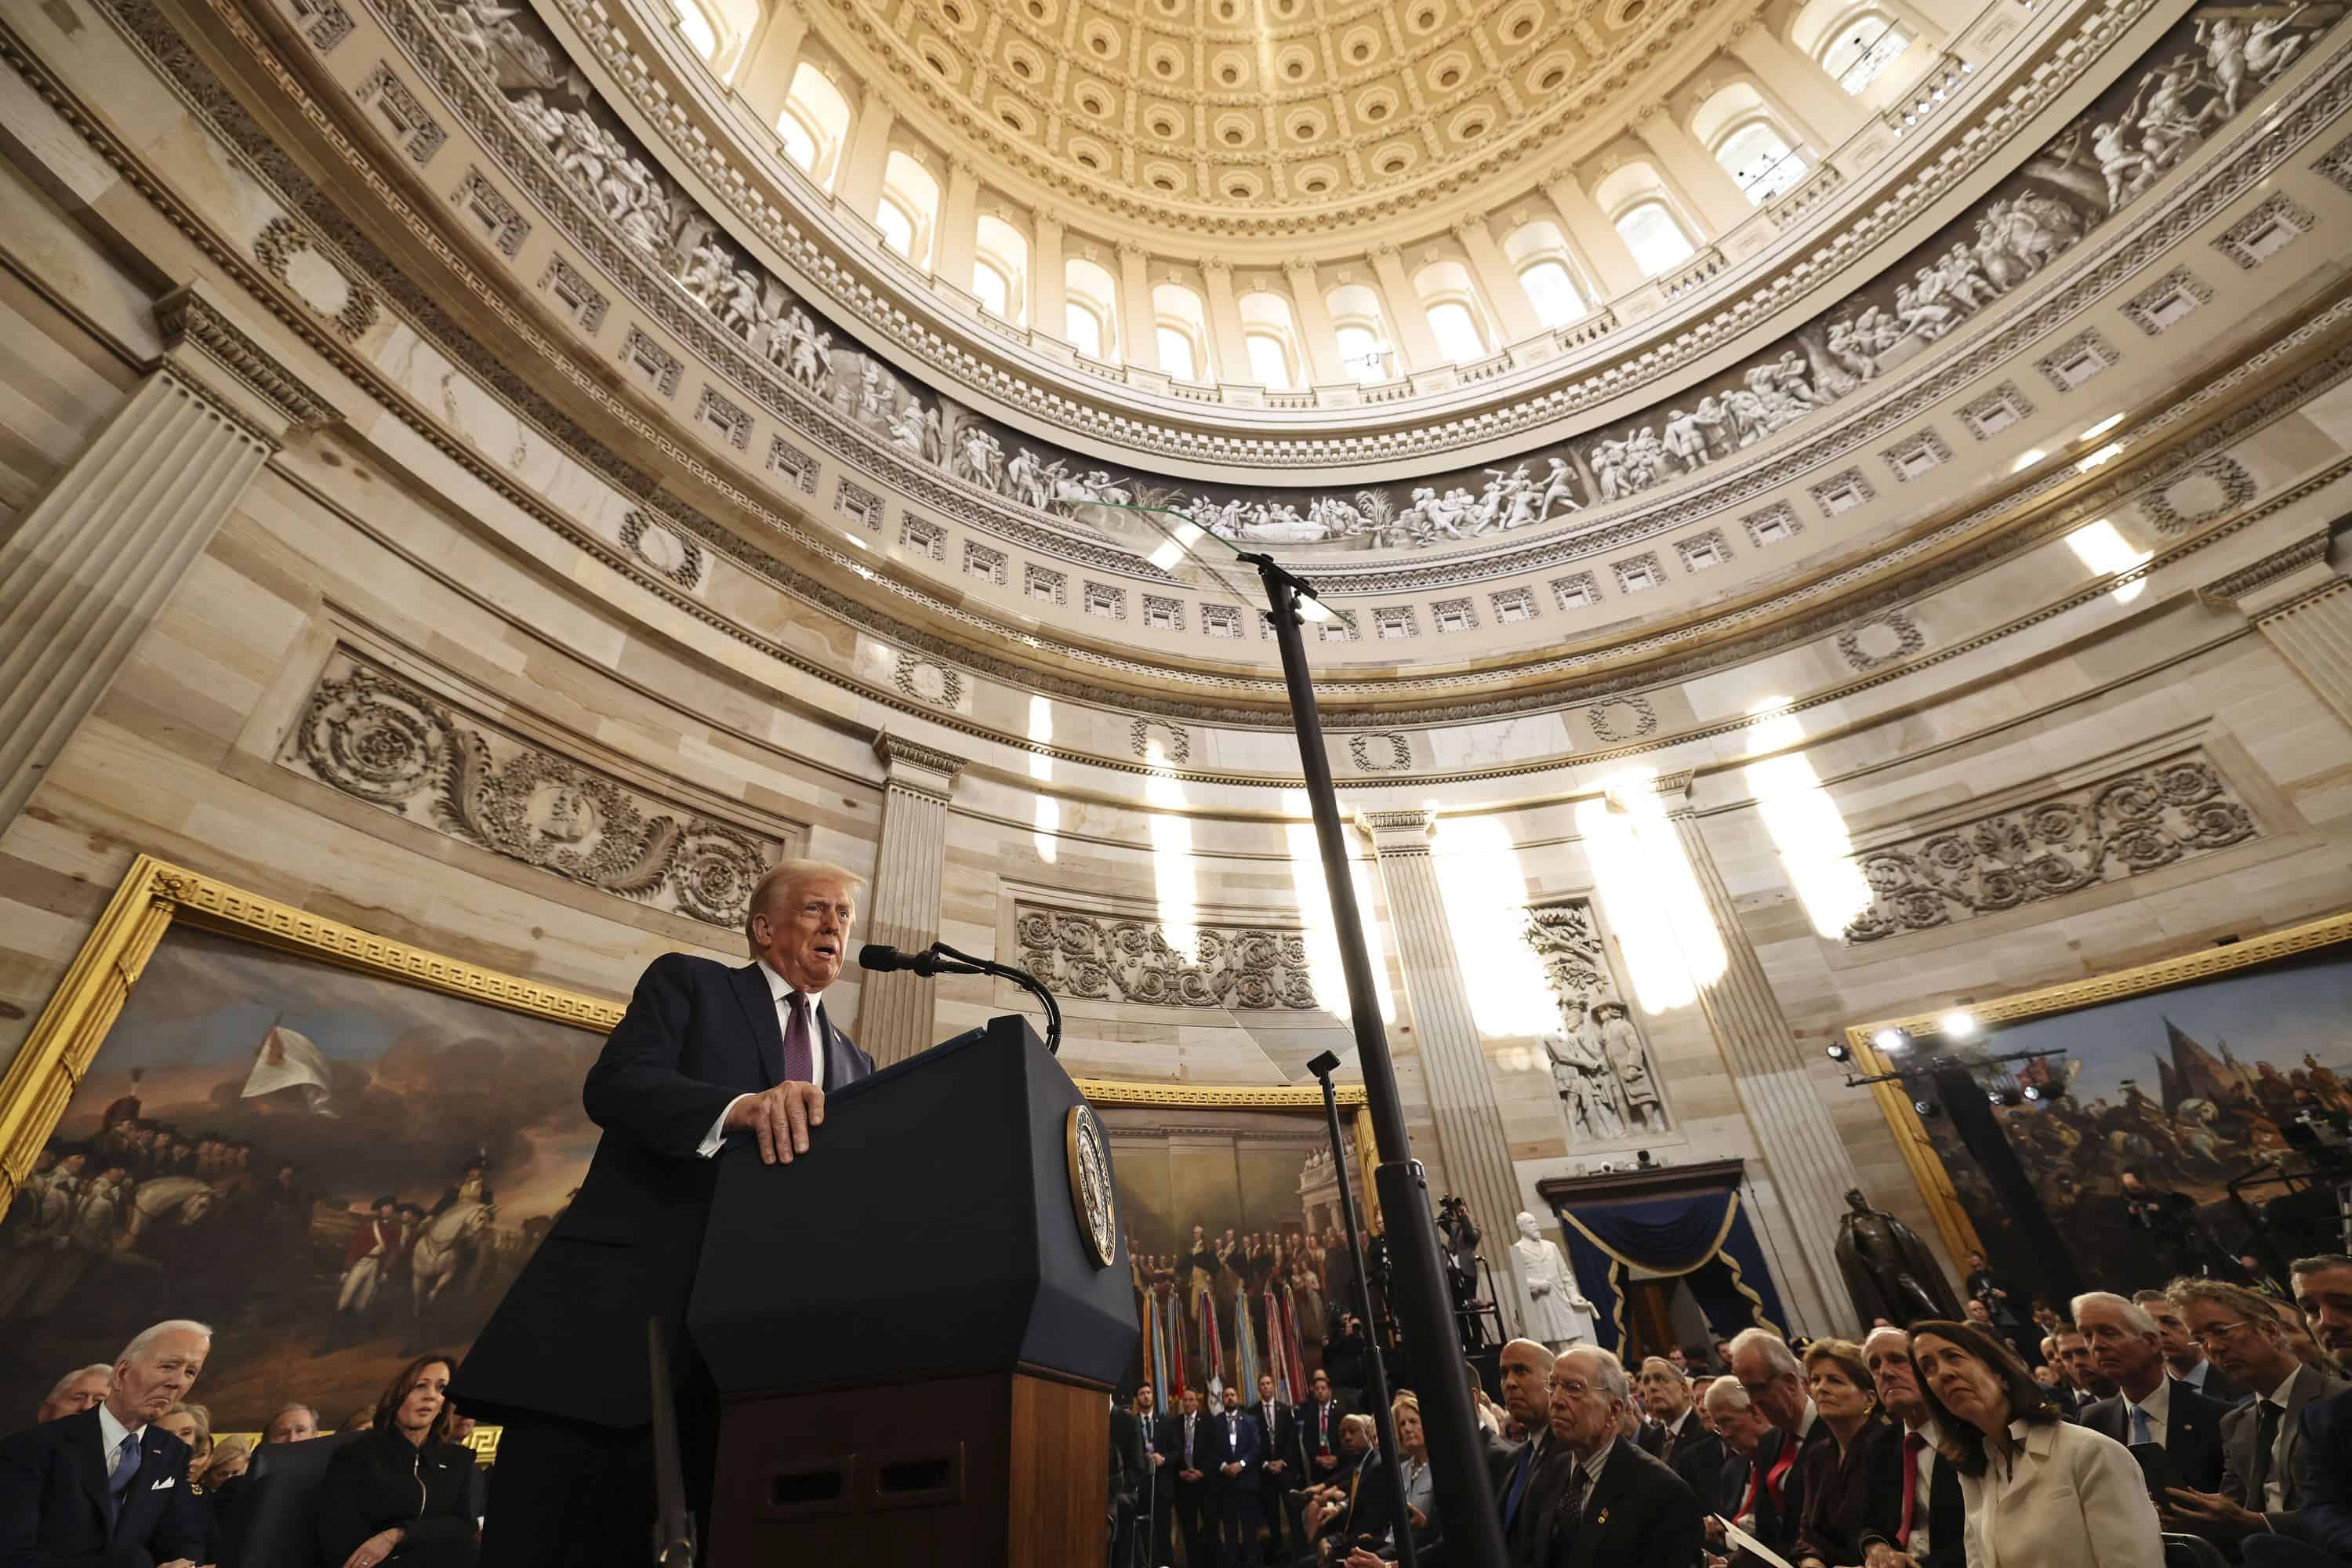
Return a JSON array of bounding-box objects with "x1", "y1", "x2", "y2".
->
[
  {"x1": 1791, "y1": 1338, "x2": 1900, "y2": 1568},
  {"x1": 316, "y1": 1352, "x2": 481, "y2": 1568}
]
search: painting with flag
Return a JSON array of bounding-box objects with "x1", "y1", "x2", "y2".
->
[
  {"x1": 1080, "y1": 1087, "x2": 1385, "y2": 1403},
  {"x1": 0, "y1": 888, "x2": 608, "y2": 1433}
]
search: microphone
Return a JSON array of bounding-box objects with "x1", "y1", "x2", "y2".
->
[
  {"x1": 855, "y1": 941, "x2": 1063, "y2": 1055},
  {"x1": 857, "y1": 942, "x2": 969, "y2": 978}
]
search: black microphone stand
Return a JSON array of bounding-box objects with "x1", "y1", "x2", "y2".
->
[
  {"x1": 1247, "y1": 553, "x2": 1507, "y2": 1568},
  {"x1": 1310, "y1": 1051, "x2": 1417, "y2": 1568},
  {"x1": 924, "y1": 940, "x2": 1064, "y2": 1055}
]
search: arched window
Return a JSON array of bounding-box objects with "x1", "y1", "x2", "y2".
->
[
  {"x1": 1326, "y1": 284, "x2": 1393, "y2": 381},
  {"x1": 1817, "y1": 9, "x2": 1915, "y2": 93},
  {"x1": 777, "y1": 63, "x2": 853, "y2": 190},
  {"x1": 1414, "y1": 260, "x2": 1492, "y2": 363},
  {"x1": 1613, "y1": 202, "x2": 1698, "y2": 274},
  {"x1": 1716, "y1": 118, "x2": 1806, "y2": 202},
  {"x1": 1503, "y1": 221, "x2": 1588, "y2": 326},
  {"x1": 1237, "y1": 291, "x2": 1303, "y2": 389},
  {"x1": 876, "y1": 151, "x2": 939, "y2": 267},
  {"x1": 670, "y1": 0, "x2": 720, "y2": 58},
  {"x1": 1153, "y1": 283, "x2": 1212, "y2": 382},
  {"x1": 1065, "y1": 256, "x2": 1120, "y2": 361},
  {"x1": 972, "y1": 214, "x2": 1028, "y2": 324}
]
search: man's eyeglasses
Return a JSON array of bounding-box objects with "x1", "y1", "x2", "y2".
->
[{"x1": 2187, "y1": 1319, "x2": 2251, "y2": 1348}]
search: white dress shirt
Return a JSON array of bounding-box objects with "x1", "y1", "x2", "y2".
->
[
  {"x1": 95, "y1": 1403, "x2": 143, "y2": 1475},
  {"x1": 1907, "y1": 1417, "x2": 1942, "y2": 1558},
  {"x1": 2260, "y1": 1369, "x2": 2300, "y2": 1512},
  {"x1": 1958, "y1": 1417, "x2": 2163, "y2": 1568},
  {"x1": 2127, "y1": 1376, "x2": 2172, "y2": 1448},
  {"x1": 696, "y1": 961, "x2": 826, "y2": 1157}
]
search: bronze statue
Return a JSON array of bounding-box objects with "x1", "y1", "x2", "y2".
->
[{"x1": 1833, "y1": 1188, "x2": 1964, "y2": 1326}]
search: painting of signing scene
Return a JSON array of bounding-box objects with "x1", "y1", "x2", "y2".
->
[
  {"x1": 1096, "y1": 1094, "x2": 1384, "y2": 1410},
  {"x1": 0, "y1": 866, "x2": 611, "y2": 1431}
]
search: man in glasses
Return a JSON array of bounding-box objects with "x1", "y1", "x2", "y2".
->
[{"x1": 2157, "y1": 1277, "x2": 2347, "y2": 1551}]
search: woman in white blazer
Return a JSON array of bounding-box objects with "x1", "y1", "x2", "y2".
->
[{"x1": 1910, "y1": 1319, "x2": 2164, "y2": 1568}]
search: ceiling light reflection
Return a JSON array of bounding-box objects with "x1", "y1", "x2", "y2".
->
[
  {"x1": 1145, "y1": 748, "x2": 1198, "y2": 959},
  {"x1": 1028, "y1": 695, "x2": 1057, "y2": 864},
  {"x1": 1282, "y1": 792, "x2": 1392, "y2": 1024},
  {"x1": 1744, "y1": 704, "x2": 1873, "y2": 939},
  {"x1": 1429, "y1": 814, "x2": 1559, "y2": 1037},
  {"x1": 2065, "y1": 518, "x2": 2153, "y2": 605},
  {"x1": 1572, "y1": 774, "x2": 1725, "y2": 1014}
]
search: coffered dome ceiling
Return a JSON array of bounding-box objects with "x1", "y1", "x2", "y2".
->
[{"x1": 818, "y1": 0, "x2": 1706, "y2": 227}]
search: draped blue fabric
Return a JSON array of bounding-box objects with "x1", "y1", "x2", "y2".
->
[{"x1": 1550, "y1": 1186, "x2": 1788, "y2": 1354}]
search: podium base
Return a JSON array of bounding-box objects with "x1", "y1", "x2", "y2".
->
[{"x1": 705, "y1": 1367, "x2": 1109, "y2": 1566}]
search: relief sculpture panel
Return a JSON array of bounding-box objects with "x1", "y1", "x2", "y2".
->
[
  {"x1": 1014, "y1": 905, "x2": 1317, "y2": 1010},
  {"x1": 1521, "y1": 902, "x2": 1670, "y2": 1144},
  {"x1": 279, "y1": 649, "x2": 782, "y2": 927}
]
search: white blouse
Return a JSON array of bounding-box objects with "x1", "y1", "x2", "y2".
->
[{"x1": 1955, "y1": 1417, "x2": 2164, "y2": 1568}]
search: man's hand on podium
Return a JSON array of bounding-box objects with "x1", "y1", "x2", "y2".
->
[{"x1": 724, "y1": 1080, "x2": 827, "y2": 1164}]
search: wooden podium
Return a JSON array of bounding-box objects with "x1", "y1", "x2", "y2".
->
[{"x1": 688, "y1": 1017, "x2": 1136, "y2": 1565}]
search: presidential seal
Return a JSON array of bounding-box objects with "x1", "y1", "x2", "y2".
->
[{"x1": 1065, "y1": 1104, "x2": 1118, "y2": 1269}]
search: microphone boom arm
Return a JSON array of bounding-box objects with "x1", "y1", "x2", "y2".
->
[{"x1": 929, "y1": 941, "x2": 1062, "y2": 1056}]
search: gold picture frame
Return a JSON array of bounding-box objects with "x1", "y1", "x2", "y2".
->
[
  {"x1": 1071, "y1": 1076, "x2": 1382, "y2": 1235},
  {"x1": 0, "y1": 855, "x2": 621, "y2": 1221},
  {"x1": 1845, "y1": 908, "x2": 2352, "y2": 1269}
]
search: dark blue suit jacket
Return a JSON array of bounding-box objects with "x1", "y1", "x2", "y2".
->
[
  {"x1": 455, "y1": 953, "x2": 872, "y2": 1428},
  {"x1": 2298, "y1": 1385, "x2": 2352, "y2": 1559},
  {"x1": 1210, "y1": 1409, "x2": 1261, "y2": 1486},
  {"x1": 0, "y1": 1406, "x2": 204, "y2": 1568}
]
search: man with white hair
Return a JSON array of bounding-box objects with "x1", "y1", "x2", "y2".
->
[
  {"x1": 1726, "y1": 1327, "x2": 1827, "y2": 1563},
  {"x1": 1701, "y1": 1377, "x2": 1769, "y2": 1521},
  {"x1": 1541, "y1": 1346, "x2": 1704, "y2": 1567},
  {"x1": 1856, "y1": 1326, "x2": 1963, "y2": 1568},
  {"x1": 0, "y1": 1319, "x2": 211, "y2": 1567},
  {"x1": 459, "y1": 859, "x2": 876, "y2": 1567},
  {"x1": 2076, "y1": 1288, "x2": 2228, "y2": 1491},
  {"x1": 32, "y1": 1366, "x2": 109, "y2": 1425}
]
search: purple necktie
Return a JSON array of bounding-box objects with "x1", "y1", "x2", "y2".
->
[{"x1": 782, "y1": 993, "x2": 813, "y2": 1083}]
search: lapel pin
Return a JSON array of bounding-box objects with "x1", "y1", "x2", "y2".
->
[{"x1": 1595, "y1": 1508, "x2": 1610, "y2": 1525}]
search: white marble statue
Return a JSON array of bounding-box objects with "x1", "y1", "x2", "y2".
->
[{"x1": 1512, "y1": 1210, "x2": 1595, "y2": 1351}]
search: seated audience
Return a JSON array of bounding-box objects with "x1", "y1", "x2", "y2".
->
[
  {"x1": 266, "y1": 1403, "x2": 321, "y2": 1444},
  {"x1": 2136, "y1": 1287, "x2": 2249, "y2": 1406},
  {"x1": 2159, "y1": 1276, "x2": 2349, "y2": 1551},
  {"x1": 0, "y1": 1318, "x2": 213, "y2": 1568},
  {"x1": 2289, "y1": 1254, "x2": 2352, "y2": 1366},
  {"x1": 1700, "y1": 1377, "x2": 1768, "y2": 1523},
  {"x1": 156, "y1": 1401, "x2": 221, "y2": 1565},
  {"x1": 1388, "y1": 1392, "x2": 1433, "y2": 1551},
  {"x1": 1487, "y1": 1339, "x2": 1570, "y2": 1568},
  {"x1": 343, "y1": 1408, "x2": 379, "y2": 1435},
  {"x1": 1789, "y1": 1339, "x2": 1898, "y2": 1568},
  {"x1": 1538, "y1": 1346, "x2": 1702, "y2": 1568},
  {"x1": 2073, "y1": 1290, "x2": 2228, "y2": 1492},
  {"x1": 205, "y1": 1435, "x2": 253, "y2": 1486},
  {"x1": 1726, "y1": 1327, "x2": 1827, "y2": 1563},
  {"x1": 1301, "y1": 1413, "x2": 1392, "y2": 1560},
  {"x1": 316, "y1": 1352, "x2": 482, "y2": 1568},
  {"x1": 1635, "y1": 1358, "x2": 1722, "y2": 1512},
  {"x1": 33, "y1": 1365, "x2": 111, "y2": 1425},
  {"x1": 2234, "y1": 1255, "x2": 2352, "y2": 1568},
  {"x1": 1857, "y1": 1327, "x2": 1962, "y2": 1568},
  {"x1": 1909, "y1": 1318, "x2": 2161, "y2": 1568}
]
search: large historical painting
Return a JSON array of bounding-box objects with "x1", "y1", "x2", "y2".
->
[
  {"x1": 1087, "y1": 1091, "x2": 1379, "y2": 1405},
  {"x1": 1853, "y1": 916, "x2": 2352, "y2": 1313},
  {"x1": 0, "y1": 860, "x2": 617, "y2": 1431}
]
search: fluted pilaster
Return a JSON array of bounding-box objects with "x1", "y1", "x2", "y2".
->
[
  {"x1": 1361, "y1": 808, "x2": 1524, "y2": 1334},
  {"x1": 2206, "y1": 532, "x2": 2352, "y2": 732},
  {"x1": 0, "y1": 285, "x2": 330, "y2": 837},
  {"x1": 857, "y1": 731, "x2": 965, "y2": 1065},
  {"x1": 1649, "y1": 775, "x2": 1860, "y2": 1333}
]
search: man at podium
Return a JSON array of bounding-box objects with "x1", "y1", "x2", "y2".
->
[{"x1": 454, "y1": 861, "x2": 874, "y2": 1568}]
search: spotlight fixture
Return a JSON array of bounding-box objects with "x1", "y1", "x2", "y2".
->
[
  {"x1": 1871, "y1": 1027, "x2": 1910, "y2": 1053},
  {"x1": 1988, "y1": 1086, "x2": 2021, "y2": 1107},
  {"x1": 1940, "y1": 1011, "x2": 1980, "y2": 1041},
  {"x1": 1826, "y1": 1043, "x2": 1851, "y2": 1062},
  {"x1": 1912, "y1": 1098, "x2": 1943, "y2": 1119},
  {"x1": 2022, "y1": 1080, "x2": 2065, "y2": 1103}
]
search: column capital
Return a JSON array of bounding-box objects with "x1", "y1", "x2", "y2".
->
[
  {"x1": 1369, "y1": 241, "x2": 1403, "y2": 265},
  {"x1": 154, "y1": 282, "x2": 339, "y2": 442},
  {"x1": 1116, "y1": 238, "x2": 1150, "y2": 263},
  {"x1": 1035, "y1": 206, "x2": 1065, "y2": 236},
  {"x1": 1356, "y1": 808, "x2": 1436, "y2": 853},
  {"x1": 1280, "y1": 256, "x2": 1316, "y2": 278},
  {"x1": 1200, "y1": 256, "x2": 1233, "y2": 279},
  {"x1": 2202, "y1": 531, "x2": 2341, "y2": 619},
  {"x1": 1635, "y1": 99, "x2": 1671, "y2": 125},
  {"x1": 1723, "y1": 9, "x2": 1762, "y2": 46},
  {"x1": 1450, "y1": 214, "x2": 1490, "y2": 245},
  {"x1": 873, "y1": 730, "x2": 967, "y2": 795}
]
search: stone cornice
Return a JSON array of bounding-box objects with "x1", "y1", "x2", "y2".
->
[
  {"x1": 873, "y1": 730, "x2": 969, "y2": 787},
  {"x1": 2202, "y1": 529, "x2": 2342, "y2": 615},
  {"x1": 154, "y1": 280, "x2": 338, "y2": 437}
]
